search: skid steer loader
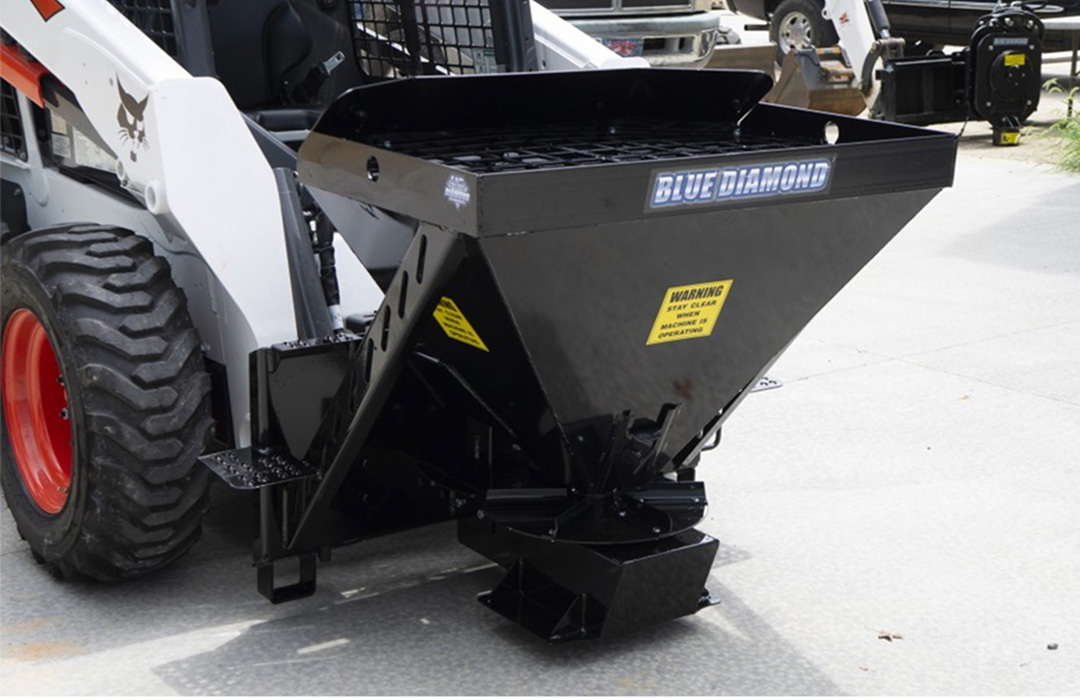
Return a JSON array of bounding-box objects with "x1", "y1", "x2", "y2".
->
[{"x1": 1, "y1": 0, "x2": 956, "y2": 641}]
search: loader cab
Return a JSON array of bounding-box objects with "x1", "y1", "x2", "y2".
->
[
  {"x1": 204, "y1": 0, "x2": 367, "y2": 147},
  {"x1": 196, "y1": 0, "x2": 534, "y2": 148},
  {"x1": 94, "y1": 0, "x2": 360, "y2": 149},
  {"x1": 103, "y1": 0, "x2": 537, "y2": 290}
]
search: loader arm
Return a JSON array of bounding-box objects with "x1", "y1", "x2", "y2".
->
[{"x1": 820, "y1": 0, "x2": 902, "y2": 91}]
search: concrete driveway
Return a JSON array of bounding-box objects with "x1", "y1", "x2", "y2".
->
[{"x1": 3, "y1": 22, "x2": 1079, "y2": 696}]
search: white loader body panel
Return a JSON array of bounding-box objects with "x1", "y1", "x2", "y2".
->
[{"x1": 4, "y1": 0, "x2": 315, "y2": 444}]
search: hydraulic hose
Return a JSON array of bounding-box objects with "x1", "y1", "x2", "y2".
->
[{"x1": 314, "y1": 211, "x2": 344, "y2": 330}]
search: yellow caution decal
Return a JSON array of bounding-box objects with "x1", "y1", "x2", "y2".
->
[
  {"x1": 1004, "y1": 53, "x2": 1026, "y2": 67},
  {"x1": 433, "y1": 296, "x2": 489, "y2": 352},
  {"x1": 647, "y1": 279, "x2": 733, "y2": 346}
]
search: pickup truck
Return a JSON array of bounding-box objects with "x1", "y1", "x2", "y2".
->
[
  {"x1": 728, "y1": 0, "x2": 1080, "y2": 57},
  {"x1": 538, "y1": 0, "x2": 727, "y2": 67}
]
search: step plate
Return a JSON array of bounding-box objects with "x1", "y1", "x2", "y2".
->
[{"x1": 200, "y1": 447, "x2": 318, "y2": 490}]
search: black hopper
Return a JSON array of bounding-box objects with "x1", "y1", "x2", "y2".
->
[{"x1": 203, "y1": 68, "x2": 956, "y2": 641}]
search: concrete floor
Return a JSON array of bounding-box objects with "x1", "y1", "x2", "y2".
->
[
  {"x1": 704, "y1": 153, "x2": 1080, "y2": 695},
  {"x1": 2, "y1": 21, "x2": 1079, "y2": 697}
]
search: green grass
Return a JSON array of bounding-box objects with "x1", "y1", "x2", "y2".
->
[{"x1": 1044, "y1": 81, "x2": 1080, "y2": 173}]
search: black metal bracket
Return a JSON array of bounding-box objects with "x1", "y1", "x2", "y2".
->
[
  {"x1": 462, "y1": 518, "x2": 720, "y2": 642},
  {"x1": 254, "y1": 481, "x2": 321, "y2": 604},
  {"x1": 479, "y1": 559, "x2": 605, "y2": 643},
  {"x1": 258, "y1": 552, "x2": 317, "y2": 604},
  {"x1": 288, "y1": 225, "x2": 463, "y2": 552},
  {"x1": 478, "y1": 480, "x2": 708, "y2": 545}
]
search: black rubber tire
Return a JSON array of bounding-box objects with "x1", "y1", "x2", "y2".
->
[
  {"x1": 1, "y1": 223, "x2": 213, "y2": 580},
  {"x1": 769, "y1": 0, "x2": 839, "y2": 63}
]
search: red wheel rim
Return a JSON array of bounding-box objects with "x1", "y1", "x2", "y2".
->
[{"x1": 2, "y1": 309, "x2": 73, "y2": 514}]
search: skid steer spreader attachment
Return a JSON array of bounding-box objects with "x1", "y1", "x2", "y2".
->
[{"x1": 205, "y1": 68, "x2": 955, "y2": 641}]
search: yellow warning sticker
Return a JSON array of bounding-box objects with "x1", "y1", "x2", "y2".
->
[
  {"x1": 998, "y1": 131, "x2": 1021, "y2": 145},
  {"x1": 1004, "y1": 53, "x2": 1026, "y2": 67},
  {"x1": 646, "y1": 279, "x2": 733, "y2": 346},
  {"x1": 433, "y1": 296, "x2": 489, "y2": 352}
]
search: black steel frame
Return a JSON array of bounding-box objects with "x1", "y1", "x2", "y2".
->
[{"x1": 200, "y1": 69, "x2": 956, "y2": 641}]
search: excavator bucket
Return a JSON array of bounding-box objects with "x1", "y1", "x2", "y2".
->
[
  {"x1": 764, "y1": 47, "x2": 869, "y2": 116},
  {"x1": 205, "y1": 68, "x2": 955, "y2": 642}
]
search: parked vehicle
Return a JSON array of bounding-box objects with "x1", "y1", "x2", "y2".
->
[
  {"x1": 538, "y1": 0, "x2": 725, "y2": 67},
  {"x1": 728, "y1": 0, "x2": 1080, "y2": 57}
]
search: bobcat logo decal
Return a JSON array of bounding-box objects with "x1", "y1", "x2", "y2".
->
[{"x1": 116, "y1": 79, "x2": 149, "y2": 162}]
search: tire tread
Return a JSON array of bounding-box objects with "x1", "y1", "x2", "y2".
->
[{"x1": 1, "y1": 224, "x2": 212, "y2": 581}]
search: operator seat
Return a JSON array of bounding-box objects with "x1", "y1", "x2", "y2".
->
[{"x1": 207, "y1": 0, "x2": 321, "y2": 134}]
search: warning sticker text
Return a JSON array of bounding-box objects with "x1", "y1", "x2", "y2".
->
[
  {"x1": 646, "y1": 280, "x2": 732, "y2": 345},
  {"x1": 433, "y1": 296, "x2": 489, "y2": 352}
]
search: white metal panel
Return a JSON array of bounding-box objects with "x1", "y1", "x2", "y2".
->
[
  {"x1": 3, "y1": 0, "x2": 305, "y2": 445},
  {"x1": 530, "y1": 2, "x2": 650, "y2": 70},
  {"x1": 822, "y1": 0, "x2": 878, "y2": 89}
]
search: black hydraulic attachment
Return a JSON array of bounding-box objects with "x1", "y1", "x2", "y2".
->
[
  {"x1": 202, "y1": 68, "x2": 956, "y2": 641},
  {"x1": 877, "y1": 2, "x2": 1043, "y2": 145}
]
